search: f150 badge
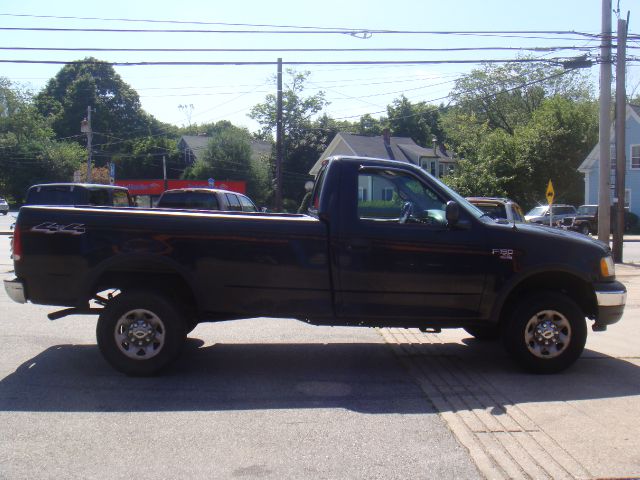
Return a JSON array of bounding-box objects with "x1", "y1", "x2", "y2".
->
[
  {"x1": 492, "y1": 248, "x2": 514, "y2": 260},
  {"x1": 32, "y1": 222, "x2": 86, "y2": 235}
]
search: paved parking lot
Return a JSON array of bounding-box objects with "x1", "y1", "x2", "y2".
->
[{"x1": 1, "y1": 212, "x2": 639, "y2": 478}]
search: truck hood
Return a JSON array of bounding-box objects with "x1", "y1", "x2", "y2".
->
[{"x1": 516, "y1": 222, "x2": 609, "y2": 252}]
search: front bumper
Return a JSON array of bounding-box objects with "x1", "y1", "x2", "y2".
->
[
  {"x1": 3, "y1": 277, "x2": 26, "y2": 304},
  {"x1": 593, "y1": 280, "x2": 626, "y2": 326}
]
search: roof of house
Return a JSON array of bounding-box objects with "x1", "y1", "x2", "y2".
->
[
  {"x1": 309, "y1": 132, "x2": 451, "y2": 175},
  {"x1": 179, "y1": 135, "x2": 210, "y2": 162},
  {"x1": 337, "y1": 132, "x2": 446, "y2": 161},
  {"x1": 179, "y1": 135, "x2": 272, "y2": 163}
]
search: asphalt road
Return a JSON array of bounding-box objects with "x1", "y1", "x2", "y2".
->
[
  {"x1": 0, "y1": 231, "x2": 481, "y2": 479},
  {"x1": 2, "y1": 211, "x2": 640, "y2": 478}
]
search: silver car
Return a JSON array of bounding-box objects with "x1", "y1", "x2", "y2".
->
[
  {"x1": 525, "y1": 204, "x2": 577, "y2": 225},
  {"x1": 0, "y1": 197, "x2": 8, "y2": 215}
]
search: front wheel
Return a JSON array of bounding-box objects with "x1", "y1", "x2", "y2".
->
[
  {"x1": 503, "y1": 292, "x2": 587, "y2": 374},
  {"x1": 96, "y1": 290, "x2": 187, "y2": 376},
  {"x1": 579, "y1": 223, "x2": 590, "y2": 235}
]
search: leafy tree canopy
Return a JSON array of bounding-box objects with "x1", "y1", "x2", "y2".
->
[
  {"x1": 0, "y1": 78, "x2": 85, "y2": 203},
  {"x1": 386, "y1": 95, "x2": 445, "y2": 147},
  {"x1": 447, "y1": 61, "x2": 592, "y2": 136}
]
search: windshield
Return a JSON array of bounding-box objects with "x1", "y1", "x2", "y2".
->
[
  {"x1": 26, "y1": 186, "x2": 84, "y2": 206},
  {"x1": 577, "y1": 205, "x2": 597, "y2": 215},
  {"x1": 425, "y1": 172, "x2": 485, "y2": 219},
  {"x1": 526, "y1": 206, "x2": 547, "y2": 217},
  {"x1": 158, "y1": 191, "x2": 220, "y2": 210}
]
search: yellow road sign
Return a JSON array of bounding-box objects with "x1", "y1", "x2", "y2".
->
[{"x1": 546, "y1": 180, "x2": 555, "y2": 205}]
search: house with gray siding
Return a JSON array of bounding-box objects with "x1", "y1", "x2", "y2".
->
[{"x1": 578, "y1": 104, "x2": 640, "y2": 215}]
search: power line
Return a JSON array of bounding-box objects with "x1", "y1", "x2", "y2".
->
[
  {"x1": 0, "y1": 58, "x2": 578, "y2": 66},
  {"x1": 0, "y1": 26, "x2": 607, "y2": 42},
  {"x1": 0, "y1": 45, "x2": 598, "y2": 53}
]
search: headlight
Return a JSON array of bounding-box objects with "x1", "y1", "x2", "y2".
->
[{"x1": 600, "y1": 256, "x2": 615, "y2": 278}]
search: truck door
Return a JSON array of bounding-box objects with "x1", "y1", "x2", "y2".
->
[{"x1": 335, "y1": 165, "x2": 488, "y2": 322}]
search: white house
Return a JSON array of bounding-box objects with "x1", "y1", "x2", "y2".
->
[
  {"x1": 308, "y1": 131, "x2": 455, "y2": 178},
  {"x1": 578, "y1": 104, "x2": 640, "y2": 215}
]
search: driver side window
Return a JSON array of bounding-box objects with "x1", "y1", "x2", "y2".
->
[{"x1": 357, "y1": 170, "x2": 446, "y2": 225}]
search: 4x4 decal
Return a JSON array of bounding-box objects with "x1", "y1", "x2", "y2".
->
[{"x1": 31, "y1": 222, "x2": 86, "y2": 235}]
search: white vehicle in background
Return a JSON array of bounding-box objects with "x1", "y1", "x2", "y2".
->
[{"x1": 0, "y1": 197, "x2": 8, "y2": 215}]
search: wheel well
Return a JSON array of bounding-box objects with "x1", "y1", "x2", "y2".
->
[
  {"x1": 90, "y1": 263, "x2": 197, "y2": 316},
  {"x1": 498, "y1": 272, "x2": 597, "y2": 326}
]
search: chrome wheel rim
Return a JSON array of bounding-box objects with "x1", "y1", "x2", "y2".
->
[
  {"x1": 524, "y1": 310, "x2": 571, "y2": 359},
  {"x1": 114, "y1": 309, "x2": 165, "y2": 360}
]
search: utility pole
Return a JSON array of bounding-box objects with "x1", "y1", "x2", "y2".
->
[
  {"x1": 598, "y1": 0, "x2": 613, "y2": 243},
  {"x1": 275, "y1": 58, "x2": 284, "y2": 212},
  {"x1": 613, "y1": 16, "x2": 628, "y2": 262},
  {"x1": 80, "y1": 106, "x2": 93, "y2": 183},
  {"x1": 163, "y1": 155, "x2": 168, "y2": 191}
]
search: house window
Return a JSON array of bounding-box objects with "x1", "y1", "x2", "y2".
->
[
  {"x1": 631, "y1": 145, "x2": 640, "y2": 169},
  {"x1": 358, "y1": 187, "x2": 368, "y2": 202},
  {"x1": 625, "y1": 188, "x2": 631, "y2": 208},
  {"x1": 382, "y1": 187, "x2": 394, "y2": 201}
]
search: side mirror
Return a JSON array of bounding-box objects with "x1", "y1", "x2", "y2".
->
[{"x1": 445, "y1": 200, "x2": 459, "y2": 226}]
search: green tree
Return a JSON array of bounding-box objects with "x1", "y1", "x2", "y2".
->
[
  {"x1": 445, "y1": 96, "x2": 597, "y2": 208},
  {"x1": 357, "y1": 114, "x2": 384, "y2": 136},
  {"x1": 249, "y1": 70, "x2": 329, "y2": 209},
  {"x1": 442, "y1": 62, "x2": 596, "y2": 208},
  {"x1": 184, "y1": 126, "x2": 253, "y2": 180},
  {"x1": 515, "y1": 97, "x2": 598, "y2": 207},
  {"x1": 0, "y1": 78, "x2": 85, "y2": 203},
  {"x1": 387, "y1": 95, "x2": 444, "y2": 146},
  {"x1": 447, "y1": 61, "x2": 592, "y2": 136},
  {"x1": 35, "y1": 58, "x2": 154, "y2": 142}
]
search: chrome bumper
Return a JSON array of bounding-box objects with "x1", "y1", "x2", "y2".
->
[
  {"x1": 596, "y1": 290, "x2": 627, "y2": 307},
  {"x1": 3, "y1": 278, "x2": 26, "y2": 304}
]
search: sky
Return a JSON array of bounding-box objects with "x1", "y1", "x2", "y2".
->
[{"x1": 1, "y1": 0, "x2": 638, "y2": 135}]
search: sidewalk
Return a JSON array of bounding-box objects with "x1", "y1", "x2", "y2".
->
[{"x1": 380, "y1": 264, "x2": 640, "y2": 479}]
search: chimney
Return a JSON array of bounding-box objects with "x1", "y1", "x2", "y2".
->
[{"x1": 383, "y1": 129, "x2": 391, "y2": 146}]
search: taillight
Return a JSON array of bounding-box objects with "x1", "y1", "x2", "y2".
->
[{"x1": 12, "y1": 225, "x2": 22, "y2": 261}]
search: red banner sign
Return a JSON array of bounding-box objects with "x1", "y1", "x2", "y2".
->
[{"x1": 116, "y1": 179, "x2": 246, "y2": 196}]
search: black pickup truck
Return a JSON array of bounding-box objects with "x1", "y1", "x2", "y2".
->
[{"x1": 4, "y1": 156, "x2": 626, "y2": 375}]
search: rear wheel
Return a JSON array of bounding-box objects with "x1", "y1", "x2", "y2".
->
[
  {"x1": 97, "y1": 290, "x2": 187, "y2": 376},
  {"x1": 503, "y1": 292, "x2": 587, "y2": 373}
]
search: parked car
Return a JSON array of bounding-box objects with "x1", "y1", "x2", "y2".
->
[
  {"x1": 524, "y1": 204, "x2": 577, "y2": 225},
  {"x1": 466, "y1": 197, "x2": 525, "y2": 224},
  {"x1": 0, "y1": 197, "x2": 8, "y2": 215},
  {"x1": 25, "y1": 183, "x2": 134, "y2": 207},
  {"x1": 9, "y1": 184, "x2": 133, "y2": 260},
  {"x1": 156, "y1": 188, "x2": 258, "y2": 212},
  {"x1": 562, "y1": 204, "x2": 639, "y2": 235}
]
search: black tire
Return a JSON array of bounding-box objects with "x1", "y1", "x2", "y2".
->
[
  {"x1": 579, "y1": 224, "x2": 590, "y2": 235},
  {"x1": 96, "y1": 290, "x2": 187, "y2": 376},
  {"x1": 503, "y1": 292, "x2": 587, "y2": 374},
  {"x1": 463, "y1": 325, "x2": 500, "y2": 341}
]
